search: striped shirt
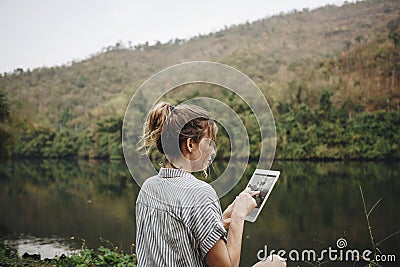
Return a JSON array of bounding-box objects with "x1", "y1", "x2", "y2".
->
[{"x1": 136, "y1": 168, "x2": 227, "y2": 267}]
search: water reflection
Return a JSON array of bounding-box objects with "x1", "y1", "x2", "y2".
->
[
  {"x1": 240, "y1": 161, "x2": 400, "y2": 266},
  {"x1": 5, "y1": 234, "x2": 78, "y2": 260},
  {"x1": 0, "y1": 159, "x2": 138, "y2": 256},
  {"x1": 0, "y1": 160, "x2": 399, "y2": 266}
]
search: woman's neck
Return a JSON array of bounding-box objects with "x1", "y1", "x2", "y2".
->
[{"x1": 165, "y1": 159, "x2": 192, "y2": 173}]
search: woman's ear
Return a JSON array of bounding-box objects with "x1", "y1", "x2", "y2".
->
[
  {"x1": 185, "y1": 138, "x2": 199, "y2": 153},
  {"x1": 185, "y1": 138, "x2": 193, "y2": 152}
]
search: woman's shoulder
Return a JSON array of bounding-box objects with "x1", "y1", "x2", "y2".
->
[
  {"x1": 188, "y1": 180, "x2": 219, "y2": 205},
  {"x1": 138, "y1": 169, "x2": 219, "y2": 207},
  {"x1": 140, "y1": 174, "x2": 159, "y2": 188}
]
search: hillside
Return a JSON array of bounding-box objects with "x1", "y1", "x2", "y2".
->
[
  {"x1": 0, "y1": 0, "x2": 399, "y2": 160},
  {"x1": 1, "y1": 0, "x2": 399, "y2": 130}
]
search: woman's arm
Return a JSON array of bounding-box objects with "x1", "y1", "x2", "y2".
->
[{"x1": 205, "y1": 191, "x2": 256, "y2": 267}]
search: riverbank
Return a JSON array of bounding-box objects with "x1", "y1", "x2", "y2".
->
[{"x1": 0, "y1": 240, "x2": 136, "y2": 267}]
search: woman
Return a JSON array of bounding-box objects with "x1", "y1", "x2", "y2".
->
[{"x1": 136, "y1": 102, "x2": 285, "y2": 267}]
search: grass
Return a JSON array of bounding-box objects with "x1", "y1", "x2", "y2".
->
[
  {"x1": 303, "y1": 185, "x2": 400, "y2": 267},
  {"x1": 358, "y1": 185, "x2": 400, "y2": 267}
]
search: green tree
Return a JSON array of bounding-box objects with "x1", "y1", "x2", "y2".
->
[
  {"x1": 0, "y1": 92, "x2": 12, "y2": 159},
  {"x1": 318, "y1": 90, "x2": 334, "y2": 121}
]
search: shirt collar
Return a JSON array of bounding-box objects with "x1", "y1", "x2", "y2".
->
[{"x1": 159, "y1": 168, "x2": 194, "y2": 179}]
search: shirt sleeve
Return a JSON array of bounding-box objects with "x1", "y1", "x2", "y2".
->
[{"x1": 189, "y1": 185, "x2": 228, "y2": 258}]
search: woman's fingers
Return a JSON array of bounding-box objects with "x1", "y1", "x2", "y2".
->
[
  {"x1": 222, "y1": 202, "x2": 235, "y2": 220},
  {"x1": 225, "y1": 189, "x2": 259, "y2": 220},
  {"x1": 244, "y1": 187, "x2": 260, "y2": 196},
  {"x1": 236, "y1": 191, "x2": 257, "y2": 212},
  {"x1": 249, "y1": 190, "x2": 260, "y2": 197},
  {"x1": 223, "y1": 218, "x2": 231, "y2": 229}
]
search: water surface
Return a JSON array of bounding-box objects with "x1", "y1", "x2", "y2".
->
[{"x1": 0, "y1": 160, "x2": 399, "y2": 266}]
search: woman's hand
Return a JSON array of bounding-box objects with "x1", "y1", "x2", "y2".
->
[
  {"x1": 222, "y1": 189, "x2": 259, "y2": 229},
  {"x1": 232, "y1": 190, "x2": 258, "y2": 219}
]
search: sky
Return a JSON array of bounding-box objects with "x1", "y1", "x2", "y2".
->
[{"x1": 0, "y1": 0, "x2": 355, "y2": 73}]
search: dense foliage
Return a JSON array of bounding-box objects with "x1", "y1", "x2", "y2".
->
[
  {"x1": 0, "y1": 92, "x2": 13, "y2": 159},
  {"x1": 4, "y1": 92, "x2": 400, "y2": 160},
  {"x1": 11, "y1": 116, "x2": 123, "y2": 160},
  {"x1": 276, "y1": 104, "x2": 400, "y2": 160}
]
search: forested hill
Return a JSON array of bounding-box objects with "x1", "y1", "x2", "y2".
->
[
  {"x1": 1, "y1": 0, "x2": 399, "y2": 127},
  {"x1": 0, "y1": 0, "x2": 399, "y2": 160}
]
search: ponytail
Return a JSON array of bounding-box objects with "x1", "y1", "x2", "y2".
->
[{"x1": 137, "y1": 102, "x2": 174, "y2": 155}]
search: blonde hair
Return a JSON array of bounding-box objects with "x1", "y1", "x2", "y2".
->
[{"x1": 138, "y1": 102, "x2": 217, "y2": 161}]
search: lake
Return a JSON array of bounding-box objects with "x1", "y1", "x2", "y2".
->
[{"x1": 0, "y1": 159, "x2": 399, "y2": 266}]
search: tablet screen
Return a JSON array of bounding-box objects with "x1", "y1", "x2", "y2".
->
[
  {"x1": 249, "y1": 173, "x2": 276, "y2": 208},
  {"x1": 245, "y1": 170, "x2": 280, "y2": 222}
]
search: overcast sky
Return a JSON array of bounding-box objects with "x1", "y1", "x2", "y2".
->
[{"x1": 0, "y1": 0, "x2": 354, "y2": 73}]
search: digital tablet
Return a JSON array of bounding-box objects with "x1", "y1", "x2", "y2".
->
[{"x1": 245, "y1": 169, "x2": 280, "y2": 222}]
